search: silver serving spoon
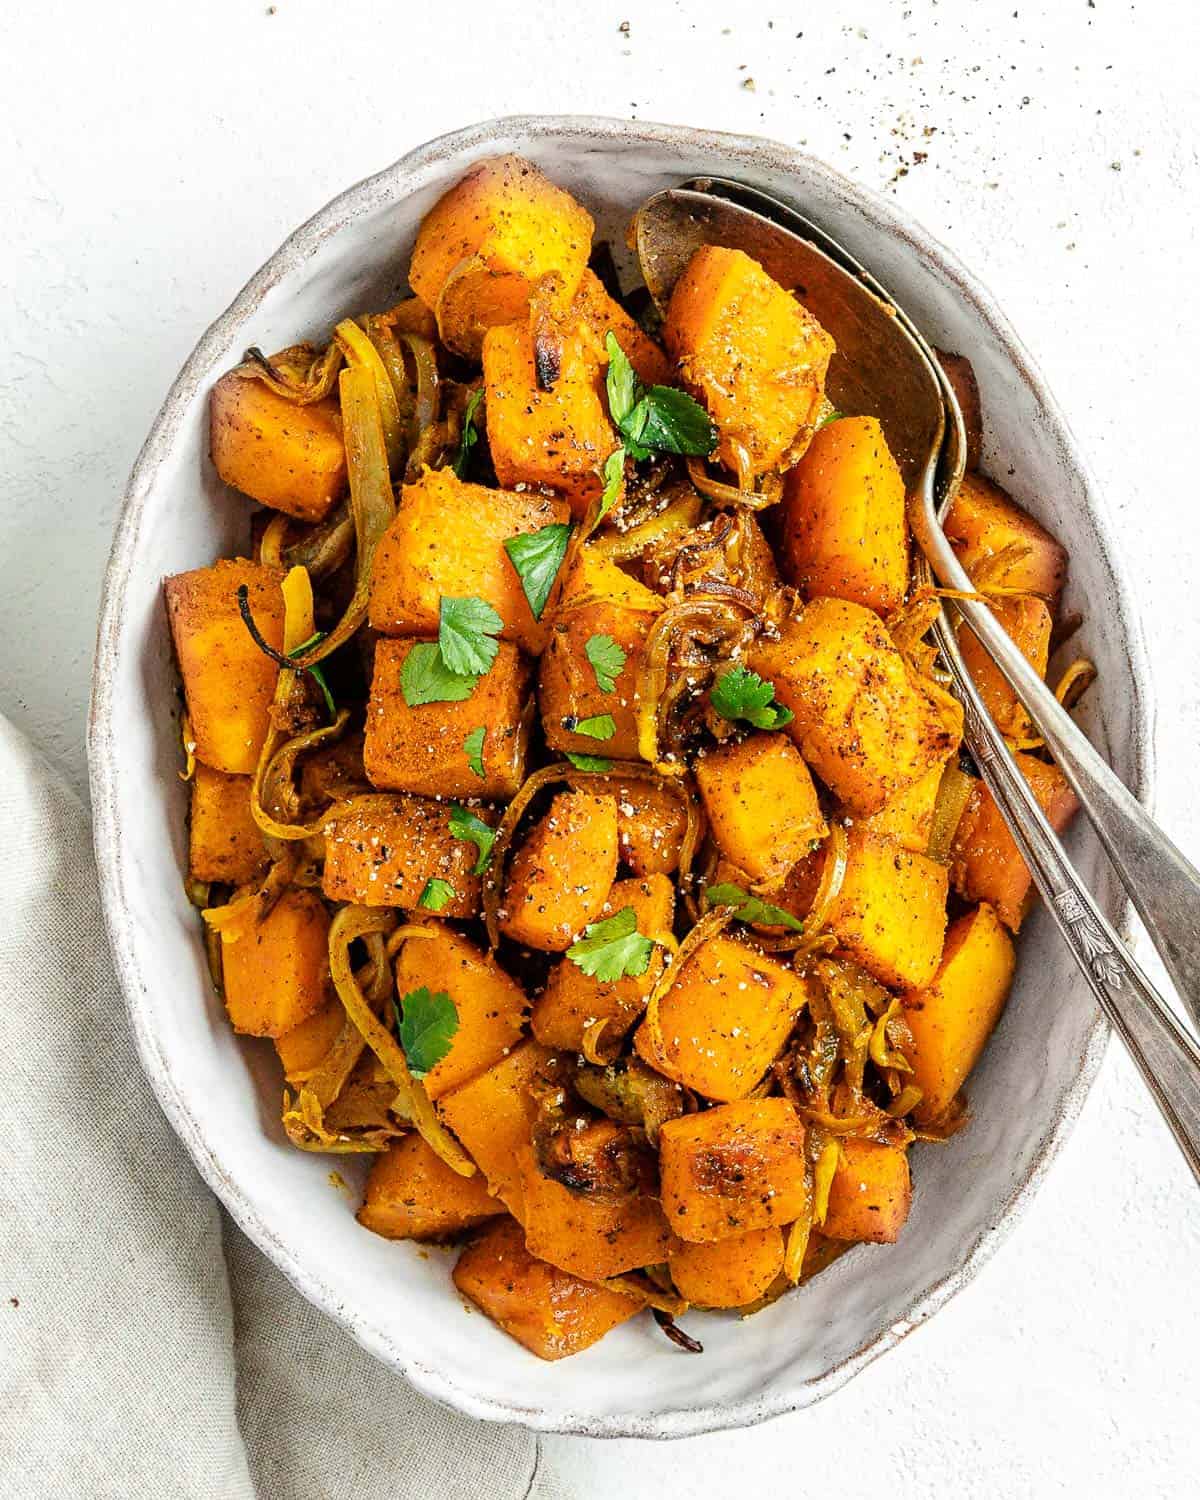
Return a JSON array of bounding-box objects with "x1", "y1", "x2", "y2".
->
[{"x1": 635, "y1": 182, "x2": 1200, "y2": 1182}]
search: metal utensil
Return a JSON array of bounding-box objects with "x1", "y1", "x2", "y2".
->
[{"x1": 634, "y1": 182, "x2": 1200, "y2": 1181}]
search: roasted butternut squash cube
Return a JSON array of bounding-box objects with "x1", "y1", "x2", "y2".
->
[
  {"x1": 668, "y1": 1226, "x2": 785, "y2": 1308},
  {"x1": 358, "y1": 1134, "x2": 504, "y2": 1242},
  {"x1": 165, "y1": 560, "x2": 283, "y2": 775},
  {"x1": 322, "y1": 794, "x2": 482, "y2": 915},
  {"x1": 749, "y1": 596, "x2": 962, "y2": 815},
  {"x1": 820, "y1": 826, "x2": 949, "y2": 990},
  {"x1": 437, "y1": 1040, "x2": 551, "y2": 1219},
  {"x1": 658, "y1": 1099, "x2": 808, "y2": 1242},
  {"x1": 364, "y1": 638, "x2": 531, "y2": 799},
  {"x1": 695, "y1": 733, "x2": 828, "y2": 887},
  {"x1": 538, "y1": 552, "x2": 662, "y2": 760},
  {"x1": 210, "y1": 372, "x2": 346, "y2": 521},
  {"x1": 853, "y1": 761, "x2": 945, "y2": 854},
  {"x1": 409, "y1": 155, "x2": 594, "y2": 358},
  {"x1": 531, "y1": 875, "x2": 674, "y2": 1052},
  {"x1": 221, "y1": 887, "x2": 330, "y2": 1038},
  {"x1": 950, "y1": 754, "x2": 1079, "y2": 929},
  {"x1": 664, "y1": 245, "x2": 834, "y2": 480},
  {"x1": 635, "y1": 936, "x2": 809, "y2": 1102},
  {"x1": 393, "y1": 926, "x2": 528, "y2": 1101},
  {"x1": 901, "y1": 902, "x2": 1016, "y2": 1125},
  {"x1": 956, "y1": 596, "x2": 1052, "y2": 741},
  {"x1": 779, "y1": 416, "x2": 908, "y2": 614},
  {"x1": 500, "y1": 789, "x2": 618, "y2": 950},
  {"x1": 517, "y1": 1141, "x2": 676, "y2": 1281},
  {"x1": 369, "y1": 468, "x2": 570, "y2": 655},
  {"x1": 570, "y1": 268, "x2": 671, "y2": 385},
  {"x1": 453, "y1": 1217, "x2": 643, "y2": 1361},
  {"x1": 274, "y1": 997, "x2": 344, "y2": 1082},
  {"x1": 188, "y1": 763, "x2": 266, "y2": 885},
  {"x1": 614, "y1": 777, "x2": 690, "y2": 876},
  {"x1": 944, "y1": 472, "x2": 1068, "y2": 605},
  {"x1": 822, "y1": 1137, "x2": 912, "y2": 1244},
  {"x1": 483, "y1": 320, "x2": 616, "y2": 517}
]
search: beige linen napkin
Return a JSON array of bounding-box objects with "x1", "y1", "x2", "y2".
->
[{"x1": 0, "y1": 715, "x2": 560, "y2": 1500}]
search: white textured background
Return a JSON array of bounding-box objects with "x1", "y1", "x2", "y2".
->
[{"x1": 3, "y1": 1, "x2": 1199, "y2": 1495}]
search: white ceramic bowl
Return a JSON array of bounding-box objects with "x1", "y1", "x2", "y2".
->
[{"x1": 89, "y1": 116, "x2": 1153, "y2": 1439}]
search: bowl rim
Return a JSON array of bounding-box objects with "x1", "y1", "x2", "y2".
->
[{"x1": 87, "y1": 114, "x2": 1155, "y2": 1439}]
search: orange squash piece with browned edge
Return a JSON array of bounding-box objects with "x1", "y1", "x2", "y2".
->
[
  {"x1": 188, "y1": 763, "x2": 266, "y2": 885},
  {"x1": 749, "y1": 596, "x2": 962, "y2": 816},
  {"x1": 944, "y1": 472, "x2": 1068, "y2": 606},
  {"x1": 635, "y1": 934, "x2": 809, "y2": 1102},
  {"x1": 221, "y1": 888, "x2": 330, "y2": 1038},
  {"x1": 822, "y1": 1138, "x2": 912, "y2": 1244},
  {"x1": 569, "y1": 268, "x2": 671, "y2": 385},
  {"x1": 695, "y1": 732, "x2": 828, "y2": 888},
  {"x1": 210, "y1": 372, "x2": 346, "y2": 522},
  {"x1": 274, "y1": 998, "x2": 344, "y2": 1083},
  {"x1": 500, "y1": 789, "x2": 618, "y2": 951},
  {"x1": 364, "y1": 638, "x2": 532, "y2": 800},
  {"x1": 393, "y1": 926, "x2": 528, "y2": 1101},
  {"x1": 950, "y1": 754, "x2": 1080, "y2": 929},
  {"x1": 358, "y1": 1134, "x2": 504, "y2": 1242},
  {"x1": 436, "y1": 1040, "x2": 550, "y2": 1221},
  {"x1": 659, "y1": 1098, "x2": 808, "y2": 1243},
  {"x1": 322, "y1": 794, "x2": 482, "y2": 915},
  {"x1": 369, "y1": 467, "x2": 570, "y2": 656},
  {"x1": 613, "y1": 777, "x2": 690, "y2": 877},
  {"x1": 901, "y1": 902, "x2": 1016, "y2": 1125},
  {"x1": 453, "y1": 1217, "x2": 644, "y2": 1361},
  {"x1": 165, "y1": 559, "x2": 283, "y2": 776},
  {"x1": 531, "y1": 874, "x2": 674, "y2": 1053},
  {"x1": 956, "y1": 596, "x2": 1052, "y2": 741},
  {"x1": 779, "y1": 416, "x2": 909, "y2": 614},
  {"x1": 664, "y1": 245, "x2": 834, "y2": 480},
  {"x1": 852, "y1": 762, "x2": 945, "y2": 854},
  {"x1": 668, "y1": 1226, "x2": 784, "y2": 1308}
]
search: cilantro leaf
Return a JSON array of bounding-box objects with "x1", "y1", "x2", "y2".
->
[
  {"x1": 463, "y1": 726, "x2": 486, "y2": 779},
  {"x1": 567, "y1": 906, "x2": 655, "y2": 983},
  {"x1": 418, "y1": 878, "x2": 456, "y2": 913},
  {"x1": 394, "y1": 986, "x2": 459, "y2": 1077},
  {"x1": 568, "y1": 713, "x2": 615, "y2": 741},
  {"x1": 704, "y1": 882, "x2": 804, "y2": 932},
  {"x1": 448, "y1": 804, "x2": 496, "y2": 874},
  {"x1": 400, "y1": 642, "x2": 478, "y2": 706},
  {"x1": 595, "y1": 446, "x2": 625, "y2": 526},
  {"x1": 816, "y1": 407, "x2": 844, "y2": 430},
  {"x1": 439, "y1": 595, "x2": 502, "y2": 677},
  {"x1": 452, "y1": 388, "x2": 484, "y2": 480},
  {"x1": 631, "y1": 385, "x2": 718, "y2": 457},
  {"x1": 564, "y1": 751, "x2": 613, "y2": 772},
  {"x1": 584, "y1": 634, "x2": 626, "y2": 693},
  {"x1": 504, "y1": 523, "x2": 572, "y2": 621},
  {"x1": 605, "y1": 333, "x2": 640, "y2": 428},
  {"x1": 710, "y1": 664, "x2": 794, "y2": 731},
  {"x1": 604, "y1": 333, "x2": 717, "y2": 460}
]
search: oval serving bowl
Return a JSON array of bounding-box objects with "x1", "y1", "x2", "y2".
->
[{"x1": 89, "y1": 116, "x2": 1153, "y2": 1439}]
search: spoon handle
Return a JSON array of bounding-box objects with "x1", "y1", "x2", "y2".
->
[
  {"x1": 911, "y1": 501, "x2": 1200, "y2": 1035},
  {"x1": 931, "y1": 611, "x2": 1200, "y2": 1183}
]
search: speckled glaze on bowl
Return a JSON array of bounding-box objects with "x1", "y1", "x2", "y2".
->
[{"x1": 88, "y1": 117, "x2": 1153, "y2": 1439}]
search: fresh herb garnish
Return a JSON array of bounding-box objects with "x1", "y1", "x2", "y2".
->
[
  {"x1": 393, "y1": 986, "x2": 459, "y2": 1077},
  {"x1": 704, "y1": 882, "x2": 804, "y2": 932},
  {"x1": 584, "y1": 634, "x2": 626, "y2": 693},
  {"x1": 605, "y1": 334, "x2": 717, "y2": 461},
  {"x1": 417, "y1": 877, "x2": 456, "y2": 913},
  {"x1": 448, "y1": 804, "x2": 496, "y2": 874},
  {"x1": 568, "y1": 713, "x2": 615, "y2": 741},
  {"x1": 710, "y1": 664, "x2": 794, "y2": 731},
  {"x1": 595, "y1": 446, "x2": 625, "y2": 526},
  {"x1": 452, "y1": 389, "x2": 484, "y2": 480},
  {"x1": 564, "y1": 751, "x2": 613, "y2": 772},
  {"x1": 567, "y1": 906, "x2": 655, "y2": 983},
  {"x1": 816, "y1": 408, "x2": 844, "y2": 430},
  {"x1": 439, "y1": 595, "x2": 502, "y2": 677},
  {"x1": 399, "y1": 642, "x2": 478, "y2": 707},
  {"x1": 504, "y1": 523, "x2": 573, "y2": 621},
  {"x1": 236, "y1": 586, "x2": 336, "y2": 720},
  {"x1": 463, "y1": 726, "x2": 486, "y2": 779}
]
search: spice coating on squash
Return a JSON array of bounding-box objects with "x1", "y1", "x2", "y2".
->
[
  {"x1": 944, "y1": 471, "x2": 1068, "y2": 605},
  {"x1": 822, "y1": 1137, "x2": 912, "y2": 1244},
  {"x1": 664, "y1": 245, "x2": 834, "y2": 480},
  {"x1": 500, "y1": 789, "x2": 619, "y2": 951},
  {"x1": 358, "y1": 1134, "x2": 504, "y2": 1242},
  {"x1": 668, "y1": 1225, "x2": 785, "y2": 1308},
  {"x1": 221, "y1": 887, "x2": 330, "y2": 1038},
  {"x1": 322, "y1": 794, "x2": 482, "y2": 915},
  {"x1": 210, "y1": 371, "x2": 346, "y2": 522},
  {"x1": 188, "y1": 763, "x2": 267, "y2": 886}
]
